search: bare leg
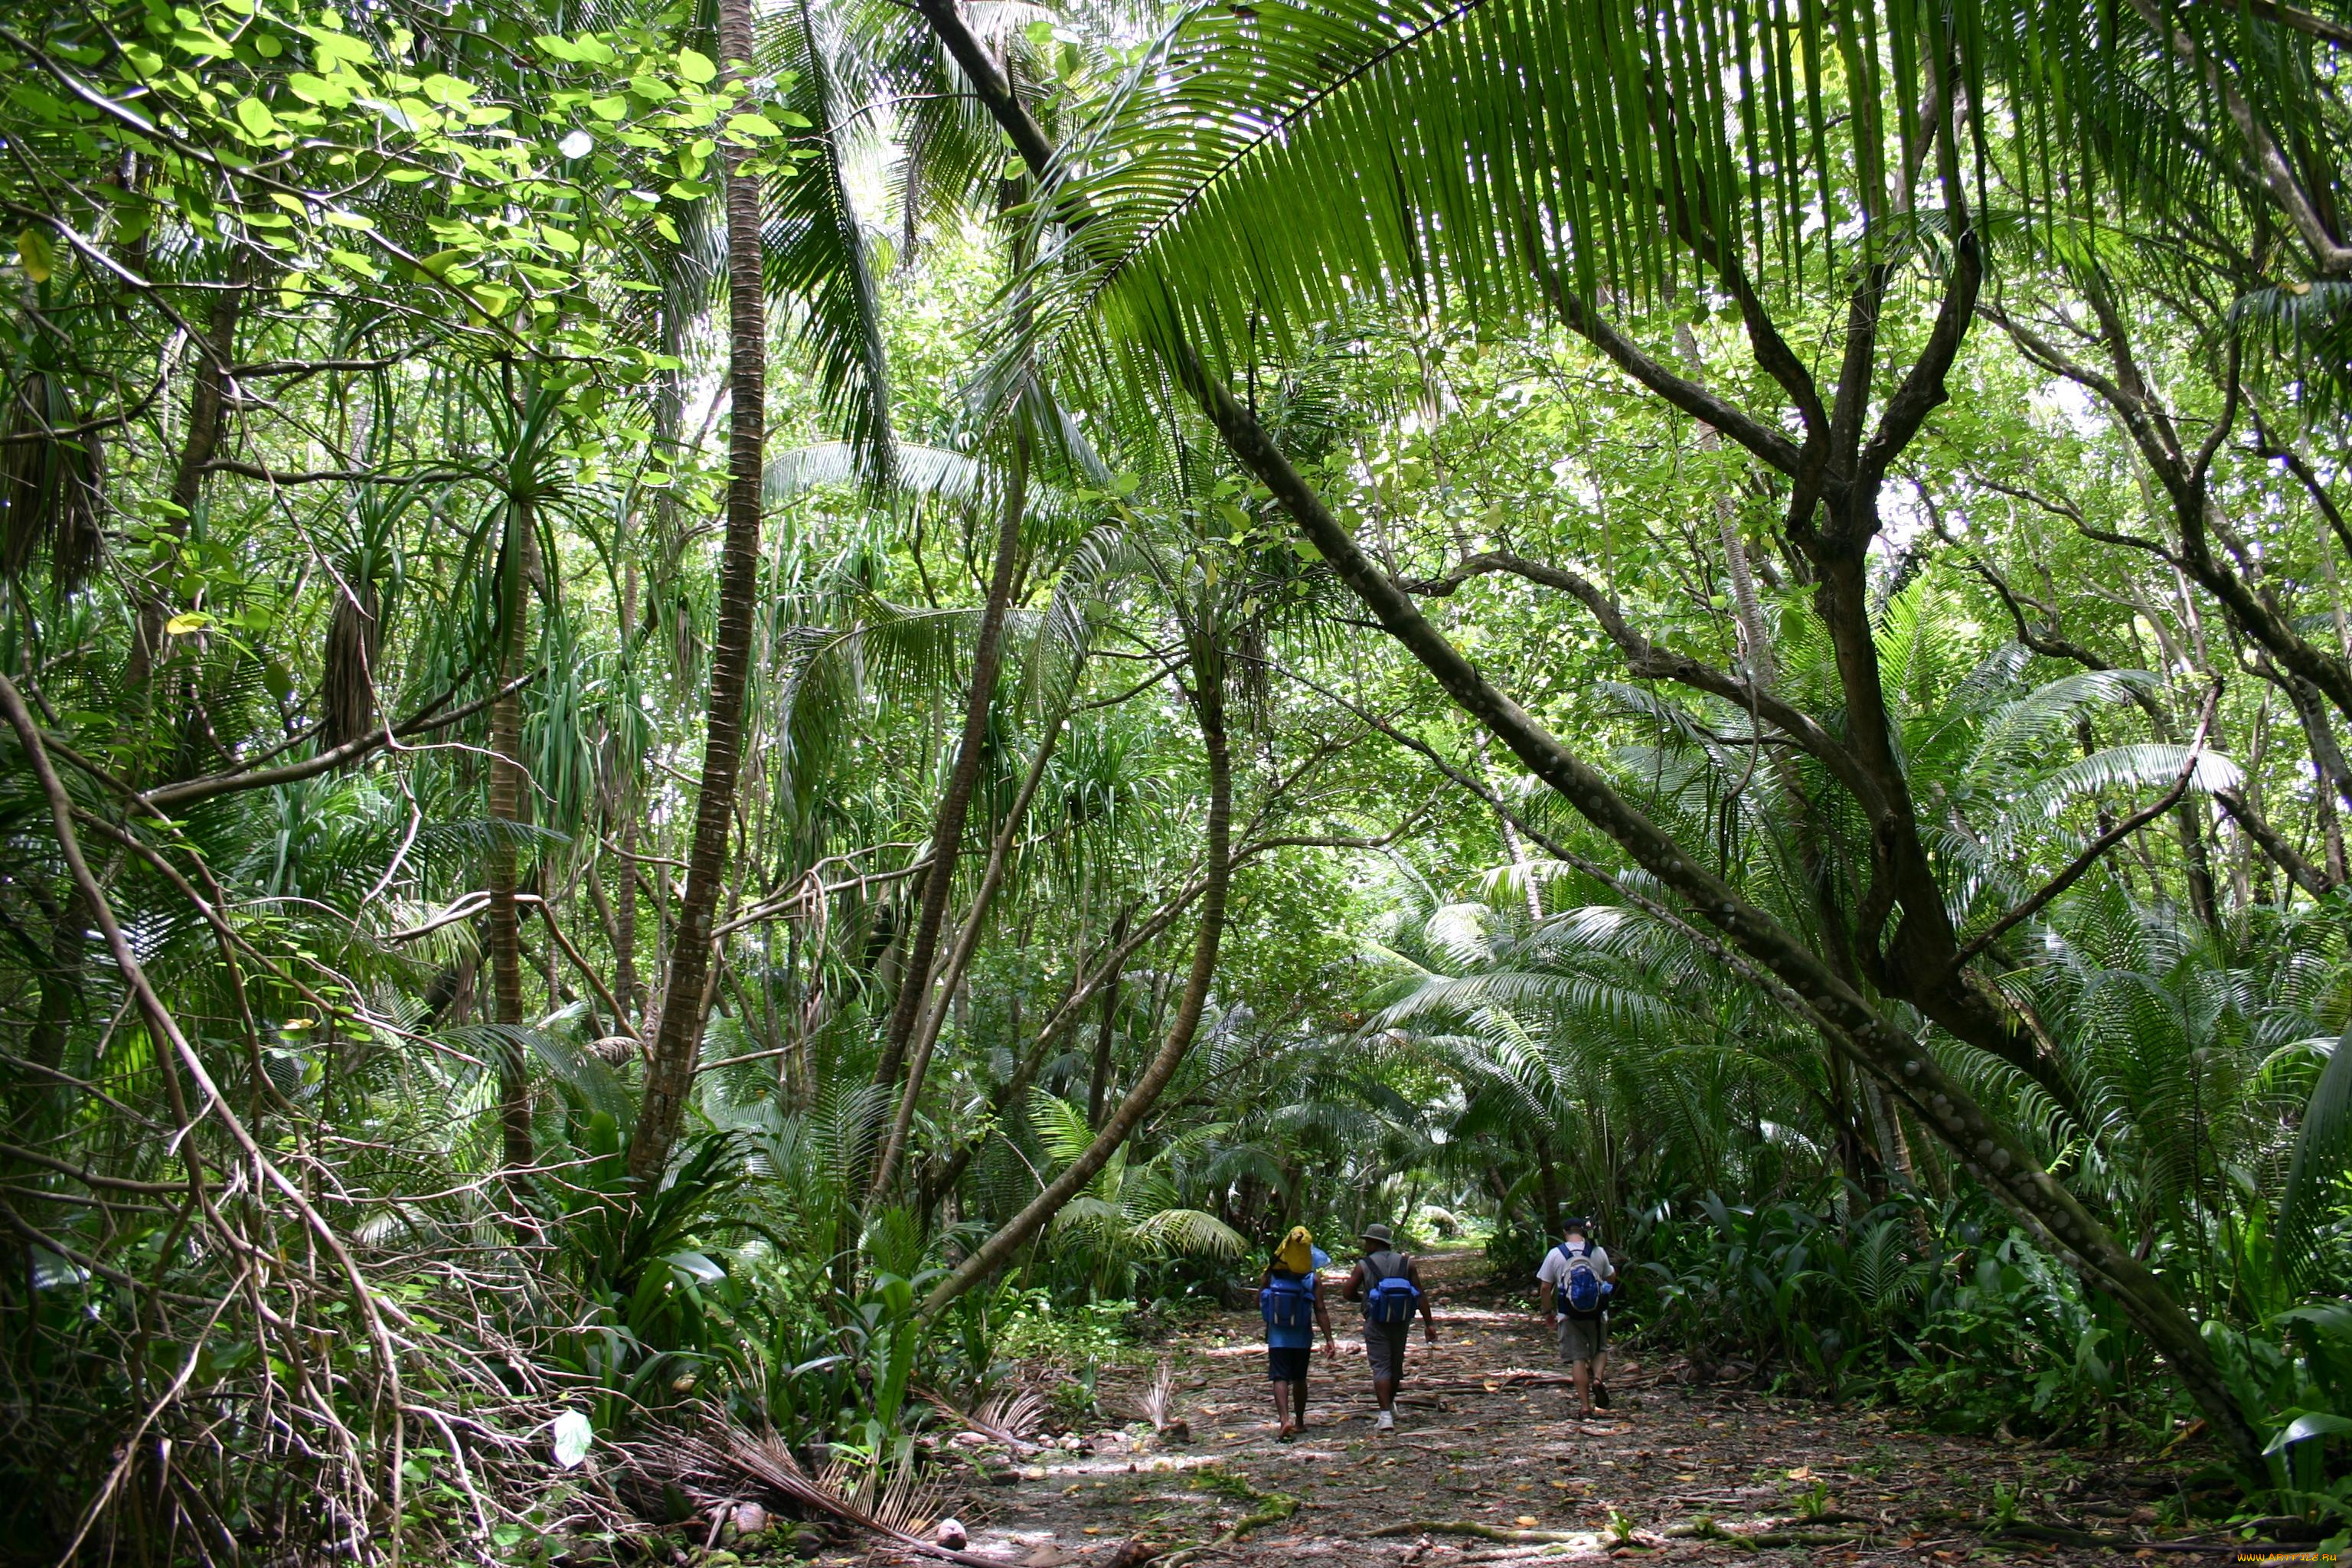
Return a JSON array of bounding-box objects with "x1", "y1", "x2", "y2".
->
[
  {"x1": 1571, "y1": 1358, "x2": 1593, "y2": 1418},
  {"x1": 1293, "y1": 1377, "x2": 1309, "y2": 1429},
  {"x1": 1272, "y1": 1377, "x2": 1293, "y2": 1436},
  {"x1": 1374, "y1": 1377, "x2": 1396, "y2": 1414}
]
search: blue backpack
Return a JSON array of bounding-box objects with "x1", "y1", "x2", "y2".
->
[
  {"x1": 1260, "y1": 1270, "x2": 1317, "y2": 1331},
  {"x1": 1553, "y1": 1242, "x2": 1609, "y2": 1318},
  {"x1": 1363, "y1": 1253, "x2": 1421, "y2": 1325}
]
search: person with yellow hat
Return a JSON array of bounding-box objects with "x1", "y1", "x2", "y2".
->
[{"x1": 1258, "y1": 1225, "x2": 1335, "y2": 1442}]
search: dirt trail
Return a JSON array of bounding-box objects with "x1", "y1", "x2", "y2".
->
[{"x1": 919, "y1": 1252, "x2": 2234, "y2": 1568}]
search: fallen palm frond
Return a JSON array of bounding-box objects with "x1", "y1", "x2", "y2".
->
[
  {"x1": 919, "y1": 1380, "x2": 1047, "y2": 1452},
  {"x1": 1132, "y1": 1359, "x2": 1184, "y2": 1437},
  {"x1": 626, "y1": 1423, "x2": 1009, "y2": 1567}
]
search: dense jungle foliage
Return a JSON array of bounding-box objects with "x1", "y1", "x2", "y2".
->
[{"x1": 6, "y1": 0, "x2": 2352, "y2": 1556}]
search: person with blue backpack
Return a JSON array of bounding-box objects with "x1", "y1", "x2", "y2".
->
[
  {"x1": 1259, "y1": 1225, "x2": 1335, "y2": 1442},
  {"x1": 1342, "y1": 1223, "x2": 1436, "y2": 1432},
  {"x1": 1535, "y1": 1214, "x2": 1616, "y2": 1419}
]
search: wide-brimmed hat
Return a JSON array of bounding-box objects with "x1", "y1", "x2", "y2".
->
[{"x1": 1359, "y1": 1223, "x2": 1395, "y2": 1246}]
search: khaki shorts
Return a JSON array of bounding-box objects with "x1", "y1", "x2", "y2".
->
[
  {"x1": 1557, "y1": 1313, "x2": 1607, "y2": 1366},
  {"x1": 1364, "y1": 1321, "x2": 1408, "y2": 1384}
]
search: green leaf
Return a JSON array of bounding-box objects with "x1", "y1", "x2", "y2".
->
[
  {"x1": 234, "y1": 96, "x2": 278, "y2": 136},
  {"x1": 2263, "y1": 1412, "x2": 2352, "y2": 1457},
  {"x1": 675, "y1": 48, "x2": 715, "y2": 84},
  {"x1": 725, "y1": 113, "x2": 780, "y2": 139},
  {"x1": 17, "y1": 227, "x2": 54, "y2": 283}
]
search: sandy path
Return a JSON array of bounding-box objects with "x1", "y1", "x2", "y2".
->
[{"x1": 915, "y1": 1254, "x2": 2234, "y2": 1568}]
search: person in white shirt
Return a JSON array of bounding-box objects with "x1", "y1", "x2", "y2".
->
[{"x1": 1534, "y1": 1215, "x2": 1616, "y2": 1419}]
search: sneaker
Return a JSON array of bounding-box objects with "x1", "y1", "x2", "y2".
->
[{"x1": 1376, "y1": 1410, "x2": 1395, "y2": 1432}]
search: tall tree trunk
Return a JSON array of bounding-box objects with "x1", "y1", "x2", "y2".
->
[
  {"x1": 872, "y1": 424, "x2": 1030, "y2": 1101},
  {"x1": 488, "y1": 495, "x2": 541, "y2": 1174},
  {"x1": 628, "y1": 2, "x2": 766, "y2": 1187},
  {"x1": 918, "y1": 646, "x2": 1230, "y2": 1319},
  {"x1": 869, "y1": 681, "x2": 1067, "y2": 1199},
  {"x1": 130, "y1": 278, "x2": 241, "y2": 689},
  {"x1": 1087, "y1": 907, "x2": 1130, "y2": 1129}
]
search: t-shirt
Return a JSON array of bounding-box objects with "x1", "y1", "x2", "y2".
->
[
  {"x1": 1264, "y1": 1269, "x2": 1318, "y2": 1348},
  {"x1": 1535, "y1": 1241, "x2": 1615, "y2": 1308},
  {"x1": 1359, "y1": 1250, "x2": 1415, "y2": 1321}
]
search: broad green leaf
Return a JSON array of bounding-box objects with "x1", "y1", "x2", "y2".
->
[{"x1": 17, "y1": 227, "x2": 54, "y2": 283}]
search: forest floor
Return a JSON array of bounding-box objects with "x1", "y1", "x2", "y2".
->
[{"x1": 837, "y1": 1251, "x2": 2276, "y2": 1568}]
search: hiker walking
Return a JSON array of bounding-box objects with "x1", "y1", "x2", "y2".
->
[
  {"x1": 1259, "y1": 1225, "x2": 1335, "y2": 1442},
  {"x1": 1343, "y1": 1222, "x2": 1436, "y2": 1433},
  {"x1": 1537, "y1": 1214, "x2": 1616, "y2": 1419}
]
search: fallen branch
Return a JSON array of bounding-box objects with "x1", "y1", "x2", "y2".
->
[
  {"x1": 1370, "y1": 1523, "x2": 1580, "y2": 1544},
  {"x1": 1993, "y1": 1522, "x2": 2258, "y2": 1553},
  {"x1": 1159, "y1": 1471, "x2": 1299, "y2": 1568}
]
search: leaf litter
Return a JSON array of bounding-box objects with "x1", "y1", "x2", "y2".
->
[{"x1": 755, "y1": 1255, "x2": 2267, "y2": 1568}]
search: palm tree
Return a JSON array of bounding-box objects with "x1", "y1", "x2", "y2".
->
[
  {"x1": 1030, "y1": 1090, "x2": 1247, "y2": 1299},
  {"x1": 629, "y1": 0, "x2": 771, "y2": 1188}
]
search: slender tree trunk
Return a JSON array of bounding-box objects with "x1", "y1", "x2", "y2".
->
[
  {"x1": 1087, "y1": 907, "x2": 1130, "y2": 1129},
  {"x1": 1674, "y1": 318, "x2": 1774, "y2": 688},
  {"x1": 918, "y1": 876, "x2": 1214, "y2": 1210},
  {"x1": 25, "y1": 882, "x2": 89, "y2": 1084},
  {"x1": 919, "y1": 647, "x2": 1231, "y2": 1319},
  {"x1": 627, "y1": 0, "x2": 766, "y2": 1187},
  {"x1": 130, "y1": 279, "x2": 241, "y2": 689},
  {"x1": 488, "y1": 496, "x2": 540, "y2": 1174},
  {"x1": 872, "y1": 424, "x2": 1030, "y2": 1101},
  {"x1": 870, "y1": 683, "x2": 1067, "y2": 1199}
]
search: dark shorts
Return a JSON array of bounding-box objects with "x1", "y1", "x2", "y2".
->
[
  {"x1": 1266, "y1": 1346, "x2": 1311, "y2": 1383},
  {"x1": 1364, "y1": 1321, "x2": 1408, "y2": 1383}
]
